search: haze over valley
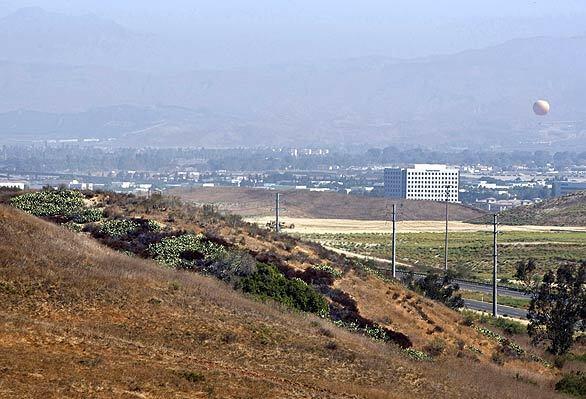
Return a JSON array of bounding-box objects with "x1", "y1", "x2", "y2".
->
[{"x1": 0, "y1": 4, "x2": 585, "y2": 150}]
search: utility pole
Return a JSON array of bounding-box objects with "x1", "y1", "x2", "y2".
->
[
  {"x1": 391, "y1": 204, "x2": 397, "y2": 278},
  {"x1": 492, "y1": 213, "x2": 499, "y2": 317},
  {"x1": 275, "y1": 192, "x2": 280, "y2": 233},
  {"x1": 444, "y1": 185, "x2": 450, "y2": 272}
]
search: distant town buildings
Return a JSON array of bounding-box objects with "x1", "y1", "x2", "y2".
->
[
  {"x1": 553, "y1": 181, "x2": 586, "y2": 197},
  {"x1": 0, "y1": 181, "x2": 26, "y2": 190},
  {"x1": 474, "y1": 198, "x2": 538, "y2": 212},
  {"x1": 68, "y1": 180, "x2": 94, "y2": 191},
  {"x1": 384, "y1": 164, "x2": 460, "y2": 203}
]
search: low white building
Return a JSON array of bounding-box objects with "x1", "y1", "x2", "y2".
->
[
  {"x1": 0, "y1": 181, "x2": 26, "y2": 190},
  {"x1": 68, "y1": 180, "x2": 94, "y2": 191}
]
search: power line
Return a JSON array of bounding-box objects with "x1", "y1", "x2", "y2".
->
[
  {"x1": 391, "y1": 203, "x2": 397, "y2": 279},
  {"x1": 444, "y1": 185, "x2": 450, "y2": 272},
  {"x1": 275, "y1": 192, "x2": 280, "y2": 234},
  {"x1": 493, "y1": 213, "x2": 499, "y2": 317}
]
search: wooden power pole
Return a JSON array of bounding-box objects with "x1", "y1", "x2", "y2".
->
[
  {"x1": 392, "y1": 204, "x2": 397, "y2": 278},
  {"x1": 275, "y1": 193, "x2": 280, "y2": 233},
  {"x1": 492, "y1": 213, "x2": 499, "y2": 317}
]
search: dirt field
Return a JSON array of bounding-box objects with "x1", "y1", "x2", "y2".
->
[
  {"x1": 246, "y1": 216, "x2": 586, "y2": 235},
  {"x1": 172, "y1": 187, "x2": 484, "y2": 221}
]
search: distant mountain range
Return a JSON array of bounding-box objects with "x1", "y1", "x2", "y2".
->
[{"x1": 0, "y1": 7, "x2": 585, "y2": 149}]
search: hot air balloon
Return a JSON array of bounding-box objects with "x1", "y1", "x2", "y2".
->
[{"x1": 533, "y1": 100, "x2": 550, "y2": 116}]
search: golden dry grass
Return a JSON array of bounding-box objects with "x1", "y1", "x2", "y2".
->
[{"x1": 0, "y1": 205, "x2": 567, "y2": 398}]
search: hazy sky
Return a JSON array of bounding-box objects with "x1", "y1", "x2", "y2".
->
[{"x1": 1, "y1": 0, "x2": 585, "y2": 67}]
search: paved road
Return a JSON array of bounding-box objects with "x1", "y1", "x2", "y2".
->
[
  {"x1": 324, "y1": 244, "x2": 530, "y2": 299},
  {"x1": 323, "y1": 244, "x2": 530, "y2": 319},
  {"x1": 395, "y1": 271, "x2": 530, "y2": 300},
  {"x1": 444, "y1": 280, "x2": 528, "y2": 299},
  {"x1": 464, "y1": 299, "x2": 528, "y2": 319}
]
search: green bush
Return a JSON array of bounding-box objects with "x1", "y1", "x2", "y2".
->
[
  {"x1": 555, "y1": 373, "x2": 586, "y2": 397},
  {"x1": 99, "y1": 219, "x2": 140, "y2": 238},
  {"x1": 72, "y1": 208, "x2": 104, "y2": 223},
  {"x1": 237, "y1": 263, "x2": 328, "y2": 314},
  {"x1": 404, "y1": 348, "x2": 432, "y2": 361},
  {"x1": 493, "y1": 317, "x2": 526, "y2": 335},
  {"x1": 312, "y1": 264, "x2": 343, "y2": 278},
  {"x1": 204, "y1": 250, "x2": 258, "y2": 283},
  {"x1": 408, "y1": 272, "x2": 465, "y2": 309},
  {"x1": 146, "y1": 219, "x2": 163, "y2": 232},
  {"x1": 148, "y1": 233, "x2": 226, "y2": 268},
  {"x1": 63, "y1": 221, "x2": 84, "y2": 232},
  {"x1": 10, "y1": 189, "x2": 84, "y2": 218}
]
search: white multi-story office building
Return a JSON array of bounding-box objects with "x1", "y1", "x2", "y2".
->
[{"x1": 384, "y1": 164, "x2": 460, "y2": 202}]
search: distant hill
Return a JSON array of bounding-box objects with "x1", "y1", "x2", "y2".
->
[
  {"x1": 173, "y1": 187, "x2": 485, "y2": 221},
  {"x1": 0, "y1": 105, "x2": 247, "y2": 145},
  {"x1": 0, "y1": 25, "x2": 586, "y2": 148},
  {"x1": 495, "y1": 191, "x2": 586, "y2": 226},
  {"x1": 0, "y1": 7, "x2": 189, "y2": 73}
]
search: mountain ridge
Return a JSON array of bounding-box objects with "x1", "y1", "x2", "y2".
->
[{"x1": 0, "y1": 9, "x2": 585, "y2": 149}]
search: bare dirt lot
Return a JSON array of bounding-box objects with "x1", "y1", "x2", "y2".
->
[
  {"x1": 246, "y1": 216, "x2": 586, "y2": 234},
  {"x1": 172, "y1": 187, "x2": 484, "y2": 221}
]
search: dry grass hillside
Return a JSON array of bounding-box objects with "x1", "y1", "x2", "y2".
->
[
  {"x1": 173, "y1": 187, "x2": 484, "y2": 221},
  {"x1": 493, "y1": 191, "x2": 586, "y2": 227},
  {"x1": 0, "y1": 195, "x2": 572, "y2": 398}
]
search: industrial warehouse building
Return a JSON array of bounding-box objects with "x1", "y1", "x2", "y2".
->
[
  {"x1": 552, "y1": 181, "x2": 586, "y2": 197},
  {"x1": 384, "y1": 164, "x2": 460, "y2": 203}
]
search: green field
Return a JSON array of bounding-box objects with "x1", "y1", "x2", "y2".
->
[{"x1": 304, "y1": 231, "x2": 586, "y2": 282}]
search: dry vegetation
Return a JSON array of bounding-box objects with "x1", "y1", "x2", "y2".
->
[
  {"x1": 172, "y1": 187, "x2": 484, "y2": 221},
  {"x1": 0, "y1": 195, "x2": 575, "y2": 398},
  {"x1": 476, "y1": 191, "x2": 586, "y2": 227}
]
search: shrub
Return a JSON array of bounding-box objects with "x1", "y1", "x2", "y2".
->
[
  {"x1": 425, "y1": 337, "x2": 446, "y2": 357},
  {"x1": 237, "y1": 263, "x2": 328, "y2": 314},
  {"x1": 149, "y1": 233, "x2": 226, "y2": 268},
  {"x1": 493, "y1": 317, "x2": 526, "y2": 335},
  {"x1": 325, "y1": 341, "x2": 338, "y2": 350},
  {"x1": 412, "y1": 272, "x2": 465, "y2": 309},
  {"x1": 555, "y1": 373, "x2": 586, "y2": 397},
  {"x1": 204, "y1": 250, "x2": 258, "y2": 283},
  {"x1": 71, "y1": 208, "x2": 104, "y2": 223},
  {"x1": 491, "y1": 350, "x2": 506, "y2": 366},
  {"x1": 181, "y1": 371, "x2": 205, "y2": 384},
  {"x1": 312, "y1": 264, "x2": 343, "y2": 279},
  {"x1": 460, "y1": 311, "x2": 476, "y2": 327},
  {"x1": 146, "y1": 219, "x2": 163, "y2": 232},
  {"x1": 476, "y1": 327, "x2": 525, "y2": 358},
  {"x1": 10, "y1": 189, "x2": 84, "y2": 218},
  {"x1": 404, "y1": 348, "x2": 432, "y2": 361},
  {"x1": 99, "y1": 219, "x2": 140, "y2": 238},
  {"x1": 63, "y1": 221, "x2": 84, "y2": 232}
]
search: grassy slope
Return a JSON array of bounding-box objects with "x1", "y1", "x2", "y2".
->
[
  {"x1": 0, "y1": 204, "x2": 564, "y2": 398},
  {"x1": 172, "y1": 187, "x2": 484, "y2": 221},
  {"x1": 487, "y1": 191, "x2": 586, "y2": 227}
]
